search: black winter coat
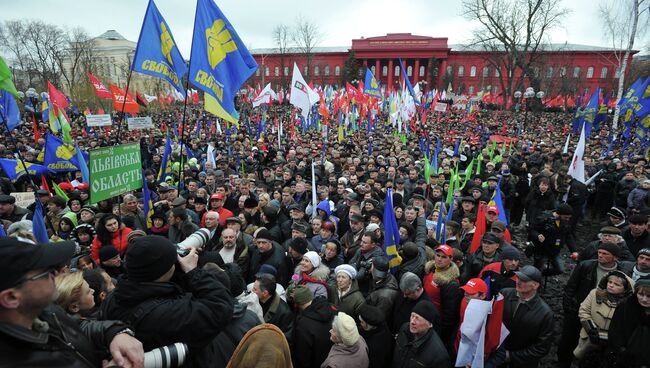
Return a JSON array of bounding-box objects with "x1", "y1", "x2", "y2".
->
[
  {"x1": 365, "y1": 273, "x2": 400, "y2": 320},
  {"x1": 525, "y1": 190, "x2": 556, "y2": 227},
  {"x1": 248, "y1": 243, "x2": 289, "y2": 286},
  {"x1": 292, "y1": 297, "x2": 335, "y2": 368},
  {"x1": 0, "y1": 304, "x2": 128, "y2": 368},
  {"x1": 101, "y1": 269, "x2": 234, "y2": 368},
  {"x1": 360, "y1": 323, "x2": 394, "y2": 368},
  {"x1": 392, "y1": 324, "x2": 452, "y2": 368},
  {"x1": 623, "y1": 229, "x2": 650, "y2": 257},
  {"x1": 607, "y1": 292, "x2": 650, "y2": 367},
  {"x1": 577, "y1": 240, "x2": 636, "y2": 263},
  {"x1": 529, "y1": 211, "x2": 576, "y2": 255},
  {"x1": 210, "y1": 303, "x2": 260, "y2": 368},
  {"x1": 501, "y1": 288, "x2": 554, "y2": 368}
]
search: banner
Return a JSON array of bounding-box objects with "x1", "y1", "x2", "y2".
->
[
  {"x1": 10, "y1": 192, "x2": 35, "y2": 209},
  {"x1": 128, "y1": 116, "x2": 154, "y2": 130},
  {"x1": 89, "y1": 143, "x2": 142, "y2": 203},
  {"x1": 0, "y1": 159, "x2": 50, "y2": 181},
  {"x1": 290, "y1": 62, "x2": 319, "y2": 119},
  {"x1": 110, "y1": 84, "x2": 140, "y2": 113},
  {"x1": 132, "y1": 0, "x2": 187, "y2": 96},
  {"x1": 87, "y1": 72, "x2": 112, "y2": 98},
  {"x1": 86, "y1": 114, "x2": 113, "y2": 127},
  {"x1": 434, "y1": 102, "x2": 448, "y2": 112}
]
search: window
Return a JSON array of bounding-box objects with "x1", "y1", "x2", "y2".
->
[
  {"x1": 584, "y1": 88, "x2": 590, "y2": 96},
  {"x1": 483, "y1": 66, "x2": 489, "y2": 77},
  {"x1": 495, "y1": 68, "x2": 500, "y2": 77},
  {"x1": 559, "y1": 67, "x2": 566, "y2": 77},
  {"x1": 371, "y1": 66, "x2": 376, "y2": 75},
  {"x1": 420, "y1": 66, "x2": 425, "y2": 77},
  {"x1": 615, "y1": 66, "x2": 621, "y2": 78},
  {"x1": 324, "y1": 65, "x2": 330, "y2": 76},
  {"x1": 533, "y1": 67, "x2": 539, "y2": 78},
  {"x1": 493, "y1": 86, "x2": 498, "y2": 94},
  {"x1": 470, "y1": 65, "x2": 476, "y2": 77},
  {"x1": 274, "y1": 66, "x2": 279, "y2": 76},
  {"x1": 573, "y1": 67, "x2": 581, "y2": 78},
  {"x1": 314, "y1": 65, "x2": 319, "y2": 76},
  {"x1": 407, "y1": 66, "x2": 412, "y2": 77},
  {"x1": 458, "y1": 65, "x2": 464, "y2": 77},
  {"x1": 395, "y1": 66, "x2": 400, "y2": 77},
  {"x1": 335, "y1": 66, "x2": 340, "y2": 76},
  {"x1": 469, "y1": 85, "x2": 475, "y2": 94},
  {"x1": 265, "y1": 66, "x2": 269, "y2": 76},
  {"x1": 303, "y1": 66, "x2": 308, "y2": 76},
  {"x1": 600, "y1": 67, "x2": 608, "y2": 79},
  {"x1": 546, "y1": 67, "x2": 553, "y2": 78},
  {"x1": 284, "y1": 66, "x2": 289, "y2": 76},
  {"x1": 382, "y1": 66, "x2": 388, "y2": 76},
  {"x1": 446, "y1": 65, "x2": 453, "y2": 75},
  {"x1": 586, "y1": 67, "x2": 594, "y2": 78},
  {"x1": 256, "y1": 68, "x2": 260, "y2": 76}
]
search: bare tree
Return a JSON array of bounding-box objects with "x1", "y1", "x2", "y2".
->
[
  {"x1": 55, "y1": 27, "x2": 97, "y2": 100},
  {"x1": 462, "y1": 0, "x2": 569, "y2": 108},
  {"x1": 273, "y1": 24, "x2": 292, "y2": 89},
  {"x1": 292, "y1": 16, "x2": 322, "y2": 80},
  {"x1": 600, "y1": 0, "x2": 650, "y2": 130}
]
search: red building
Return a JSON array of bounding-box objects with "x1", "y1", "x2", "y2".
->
[{"x1": 249, "y1": 33, "x2": 634, "y2": 98}]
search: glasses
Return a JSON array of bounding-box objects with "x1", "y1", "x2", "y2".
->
[{"x1": 14, "y1": 268, "x2": 56, "y2": 287}]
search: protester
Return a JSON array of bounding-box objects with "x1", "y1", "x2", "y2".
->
[{"x1": 321, "y1": 312, "x2": 369, "y2": 368}]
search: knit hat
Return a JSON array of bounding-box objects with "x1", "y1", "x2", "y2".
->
[
  {"x1": 303, "y1": 251, "x2": 321, "y2": 268},
  {"x1": 333, "y1": 312, "x2": 360, "y2": 346},
  {"x1": 635, "y1": 277, "x2": 650, "y2": 291},
  {"x1": 125, "y1": 235, "x2": 178, "y2": 282},
  {"x1": 293, "y1": 285, "x2": 313, "y2": 305},
  {"x1": 289, "y1": 238, "x2": 308, "y2": 255},
  {"x1": 127, "y1": 230, "x2": 147, "y2": 244},
  {"x1": 638, "y1": 248, "x2": 650, "y2": 258},
  {"x1": 607, "y1": 206, "x2": 626, "y2": 220},
  {"x1": 556, "y1": 204, "x2": 574, "y2": 216},
  {"x1": 255, "y1": 264, "x2": 278, "y2": 278},
  {"x1": 371, "y1": 256, "x2": 389, "y2": 279},
  {"x1": 629, "y1": 214, "x2": 647, "y2": 225},
  {"x1": 411, "y1": 300, "x2": 438, "y2": 325},
  {"x1": 334, "y1": 264, "x2": 357, "y2": 279},
  {"x1": 358, "y1": 303, "x2": 385, "y2": 326},
  {"x1": 99, "y1": 246, "x2": 119, "y2": 263},
  {"x1": 244, "y1": 197, "x2": 259, "y2": 209},
  {"x1": 401, "y1": 242, "x2": 419, "y2": 261},
  {"x1": 598, "y1": 242, "x2": 621, "y2": 258},
  {"x1": 255, "y1": 229, "x2": 273, "y2": 242}
]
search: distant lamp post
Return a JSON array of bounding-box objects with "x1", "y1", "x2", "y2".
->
[
  {"x1": 523, "y1": 87, "x2": 536, "y2": 130},
  {"x1": 514, "y1": 90, "x2": 522, "y2": 112}
]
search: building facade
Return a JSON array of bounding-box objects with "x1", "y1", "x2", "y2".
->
[{"x1": 249, "y1": 33, "x2": 634, "y2": 98}]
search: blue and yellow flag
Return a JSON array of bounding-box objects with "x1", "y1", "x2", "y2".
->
[
  {"x1": 581, "y1": 86, "x2": 600, "y2": 138},
  {"x1": 133, "y1": 0, "x2": 187, "y2": 97},
  {"x1": 189, "y1": 0, "x2": 257, "y2": 123},
  {"x1": 383, "y1": 189, "x2": 403, "y2": 272},
  {"x1": 32, "y1": 201, "x2": 49, "y2": 243},
  {"x1": 142, "y1": 169, "x2": 154, "y2": 228},
  {"x1": 398, "y1": 58, "x2": 419, "y2": 105},
  {"x1": 157, "y1": 135, "x2": 173, "y2": 181},
  {"x1": 0, "y1": 90, "x2": 20, "y2": 132},
  {"x1": 43, "y1": 134, "x2": 87, "y2": 172},
  {"x1": 488, "y1": 182, "x2": 508, "y2": 225},
  {"x1": 0, "y1": 159, "x2": 50, "y2": 181},
  {"x1": 363, "y1": 68, "x2": 381, "y2": 98}
]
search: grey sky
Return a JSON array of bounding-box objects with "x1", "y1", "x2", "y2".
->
[{"x1": 2, "y1": 0, "x2": 648, "y2": 55}]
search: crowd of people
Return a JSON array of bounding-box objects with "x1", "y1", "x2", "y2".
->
[{"x1": 0, "y1": 99, "x2": 650, "y2": 368}]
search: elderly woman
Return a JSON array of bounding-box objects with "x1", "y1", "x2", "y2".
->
[
  {"x1": 574, "y1": 270, "x2": 634, "y2": 365},
  {"x1": 290, "y1": 251, "x2": 330, "y2": 300},
  {"x1": 329, "y1": 264, "x2": 365, "y2": 321},
  {"x1": 321, "y1": 312, "x2": 369, "y2": 368}
]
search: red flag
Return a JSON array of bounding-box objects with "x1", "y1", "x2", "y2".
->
[
  {"x1": 40, "y1": 176, "x2": 51, "y2": 196},
  {"x1": 97, "y1": 106, "x2": 105, "y2": 115},
  {"x1": 470, "y1": 203, "x2": 487, "y2": 253},
  {"x1": 87, "y1": 72, "x2": 112, "y2": 98},
  {"x1": 47, "y1": 81, "x2": 69, "y2": 109},
  {"x1": 136, "y1": 92, "x2": 149, "y2": 107},
  {"x1": 32, "y1": 115, "x2": 40, "y2": 143},
  {"x1": 484, "y1": 295, "x2": 506, "y2": 356},
  {"x1": 109, "y1": 84, "x2": 140, "y2": 113},
  {"x1": 191, "y1": 90, "x2": 199, "y2": 104}
]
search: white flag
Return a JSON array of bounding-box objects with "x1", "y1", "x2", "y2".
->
[
  {"x1": 567, "y1": 125, "x2": 586, "y2": 183},
  {"x1": 562, "y1": 134, "x2": 571, "y2": 154},
  {"x1": 290, "y1": 63, "x2": 319, "y2": 119},
  {"x1": 311, "y1": 162, "x2": 318, "y2": 219},
  {"x1": 252, "y1": 83, "x2": 278, "y2": 108},
  {"x1": 143, "y1": 93, "x2": 157, "y2": 103}
]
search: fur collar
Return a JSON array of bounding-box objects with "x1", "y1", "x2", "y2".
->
[{"x1": 424, "y1": 261, "x2": 460, "y2": 285}]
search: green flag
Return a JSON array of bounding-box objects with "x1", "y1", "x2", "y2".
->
[
  {"x1": 476, "y1": 154, "x2": 483, "y2": 175},
  {"x1": 53, "y1": 182, "x2": 70, "y2": 202},
  {"x1": 460, "y1": 158, "x2": 475, "y2": 190},
  {"x1": 0, "y1": 57, "x2": 19, "y2": 97},
  {"x1": 424, "y1": 156, "x2": 431, "y2": 185}
]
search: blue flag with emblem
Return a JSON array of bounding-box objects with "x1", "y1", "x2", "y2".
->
[
  {"x1": 158, "y1": 135, "x2": 173, "y2": 181},
  {"x1": 398, "y1": 58, "x2": 419, "y2": 105},
  {"x1": 488, "y1": 180, "x2": 508, "y2": 225},
  {"x1": 43, "y1": 134, "x2": 88, "y2": 173},
  {"x1": 132, "y1": 0, "x2": 187, "y2": 96},
  {"x1": 142, "y1": 169, "x2": 154, "y2": 228},
  {"x1": 0, "y1": 90, "x2": 20, "y2": 132},
  {"x1": 0, "y1": 159, "x2": 50, "y2": 181},
  {"x1": 32, "y1": 201, "x2": 49, "y2": 243},
  {"x1": 383, "y1": 189, "x2": 403, "y2": 272},
  {"x1": 363, "y1": 68, "x2": 381, "y2": 98},
  {"x1": 581, "y1": 86, "x2": 600, "y2": 138},
  {"x1": 189, "y1": 0, "x2": 257, "y2": 122}
]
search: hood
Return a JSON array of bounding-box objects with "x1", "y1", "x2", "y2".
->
[
  {"x1": 317, "y1": 199, "x2": 332, "y2": 217},
  {"x1": 302, "y1": 297, "x2": 335, "y2": 323},
  {"x1": 62, "y1": 211, "x2": 78, "y2": 227},
  {"x1": 596, "y1": 269, "x2": 635, "y2": 292},
  {"x1": 112, "y1": 277, "x2": 183, "y2": 308}
]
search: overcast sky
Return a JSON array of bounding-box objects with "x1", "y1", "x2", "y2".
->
[{"x1": 2, "y1": 0, "x2": 649, "y2": 56}]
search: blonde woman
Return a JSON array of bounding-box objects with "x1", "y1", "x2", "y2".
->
[{"x1": 55, "y1": 272, "x2": 95, "y2": 316}]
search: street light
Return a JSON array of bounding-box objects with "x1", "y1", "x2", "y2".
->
[
  {"x1": 523, "y1": 87, "x2": 536, "y2": 130},
  {"x1": 514, "y1": 90, "x2": 522, "y2": 112}
]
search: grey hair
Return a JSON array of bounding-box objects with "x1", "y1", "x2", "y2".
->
[{"x1": 399, "y1": 272, "x2": 422, "y2": 292}]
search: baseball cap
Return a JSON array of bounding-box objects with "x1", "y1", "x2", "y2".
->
[
  {"x1": 0, "y1": 238, "x2": 76, "y2": 291},
  {"x1": 210, "y1": 193, "x2": 224, "y2": 201},
  {"x1": 487, "y1": 206, "x2": 499, "y2": 214},
  {"x1": 460, "y1": 278, "x2": 488, "y2": 295},
  {"x1": 435, "y1": 244, "x2": 454, "y2": 257},
  {"x1": 515, "y1": 265, "x2": 543, "y2": 283}
]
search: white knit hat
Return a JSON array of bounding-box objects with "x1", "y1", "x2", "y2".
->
[
  {"x1": 334, "y1": 264, "x2": 357, "y2": 279},
  {"x1": 303, "y1": 251, "x2": 321, "y2": 268},
  {"x1": 333, "y1": 312, "x2": 360, "y2": 346}
]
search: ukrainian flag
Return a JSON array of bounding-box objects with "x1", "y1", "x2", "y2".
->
[
  {"x1": 383, "y1": 189, "x2": 403, "y2": 272},
  {"x1": 142, "y1": 169, "x2": 154, "y2": 228}
]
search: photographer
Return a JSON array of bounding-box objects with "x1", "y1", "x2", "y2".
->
[
  {"x1": 102, "y1": 235, "x2": 234, "y2": 368},
  {"x1": 349, "y1": 231, "x2": 385, "y2": 296},
  {"x1": 528, "y1": 204, "x2": 577, "y2": 276}
]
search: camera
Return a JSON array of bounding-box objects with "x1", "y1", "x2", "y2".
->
[
  {"x1": 521, "y1": 241, "x2": 536, "y2": 258},
  {"x1": 176, "y1": 228, "x2": 211, "y2": 256},
  {"x1": 143, "y1": 343, "x2": 188, "y2": 368}
]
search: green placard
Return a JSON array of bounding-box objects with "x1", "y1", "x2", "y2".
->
[{"x1": 89, "y1": 143, "x2": 142, "y2": 203}]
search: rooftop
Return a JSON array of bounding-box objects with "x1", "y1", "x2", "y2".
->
[{"x1": 96, "y1": 30, "x2": 127, "y2": 41}]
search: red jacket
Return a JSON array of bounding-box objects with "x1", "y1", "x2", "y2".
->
[{"x1": 91, "y1": 227, "x2": 133, "y2": 264}]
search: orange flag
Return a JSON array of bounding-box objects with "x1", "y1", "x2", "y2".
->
[{"x1": 109, "y1": 84, "x2": 140, "y2": 113}]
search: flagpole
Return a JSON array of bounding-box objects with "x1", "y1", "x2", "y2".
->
[
  {"x1": 115, "y1": 67, "x2": 134, "y2": 146},
  {"x1": 0, "y1": 113, "x2": 40, "y2": 196}
]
